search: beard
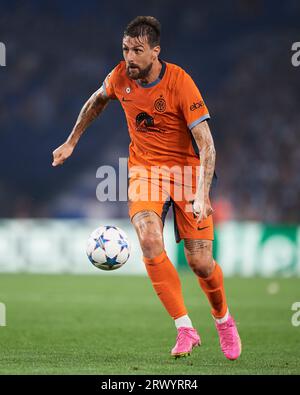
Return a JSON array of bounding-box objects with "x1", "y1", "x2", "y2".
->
[{"x1": 126, "y1": 62, "x2": 153, "y2": 80}]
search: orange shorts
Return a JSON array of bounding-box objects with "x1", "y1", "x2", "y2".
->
[{"x1": 128, "y1": 175, "x2": 214, "y2": 243}]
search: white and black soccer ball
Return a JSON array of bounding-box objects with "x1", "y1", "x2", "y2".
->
[{"x1": 86, "y1": 226, "x2": 130, "y2": 271}]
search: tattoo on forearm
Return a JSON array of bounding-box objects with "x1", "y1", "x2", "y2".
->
[
  {"x1": 191, "y1": 121, "x2": 216, "y2": 197},
  {"x1": 76, "y1": 92, "x2": 107, "y2": 131},
  {"x1": 68, "y1": 87, "x2": 108, "y2": 145},
  {"x1": 200, "y1": 145, "x2": 216, "y2": 195}
]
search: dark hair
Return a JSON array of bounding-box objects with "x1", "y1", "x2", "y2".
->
[{"x1": 124, "y1": 16, "x2": 161, "y2": 48}]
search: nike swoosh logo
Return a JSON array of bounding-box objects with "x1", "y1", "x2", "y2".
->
[
  {"x1": 122, "y1": 97, "x2": 133, "y2": 102},
  {"x1": 197, "y1": 226, "x2": 209, "y2": 231}
]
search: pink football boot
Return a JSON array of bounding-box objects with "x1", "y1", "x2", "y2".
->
[
  {"x1": 215, "y1": 315, "x2": 242, "y2": 360},
  {"x1": 171, "y1": 327, "x2": 201, "y2": 358}
]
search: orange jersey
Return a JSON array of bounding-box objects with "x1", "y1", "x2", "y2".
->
[{"x1": 102, "y1": 60, "x2": 210, "y2": 171}]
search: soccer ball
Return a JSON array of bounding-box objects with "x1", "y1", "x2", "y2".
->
[{"x1": 86, "y1": 225, "x2": 130, "y2": 271}]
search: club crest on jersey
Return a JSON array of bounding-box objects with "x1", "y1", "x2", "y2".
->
[{"x1": 154, "y1": 96, "x2": 166, "y2": 113}]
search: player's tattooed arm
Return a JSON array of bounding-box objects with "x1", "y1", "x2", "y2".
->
[
  {"x1": 52, "y1": 86, "x2": 109, "y2": 166},
  {"x1": 190, "y1": 120, "x2": 216, "y2": 221},
  {"x1": 67, "y1": 86, "x2": 110, "y2": 147},
  {"x1": 191, "y1": 120, "x2": 216, "y2": 198}
]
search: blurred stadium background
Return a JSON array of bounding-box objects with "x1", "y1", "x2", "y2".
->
[
  {"x1": 0, "y1": 0, "x2": 299, "y2": 276},
  {"x1": 0, "y1": 0, "x2": 300, "y2": 375}
]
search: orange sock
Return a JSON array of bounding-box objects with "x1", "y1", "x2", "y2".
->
[
  {"x1": 197, "y1": 261, "x2": 228, "y2": 319},
  {"x1": 143, "y1": 251, "x2": 187, "y2": 320}
]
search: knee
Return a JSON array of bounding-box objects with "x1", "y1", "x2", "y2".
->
[
  {"x1": 186, "y1": 254, "x2": 214, "y2": 278},
  {"x1": 132, "y1": 211, "x2": 164, "y2": 258},
  {"x1": 139, "y1": 231, "x2": 164, "y2": 258}
]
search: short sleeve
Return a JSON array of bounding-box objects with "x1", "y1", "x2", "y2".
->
[
  {"x1": 102, "y1": 66, "x2": 118, "y2": 100},
  {"x1": 178, "y1": 71, "x2": 210, "y2": 129}
]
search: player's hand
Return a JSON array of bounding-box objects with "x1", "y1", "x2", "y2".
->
[
  {"x1": 52, "y1": 141, "x2": 74, "y2": 166},
  {"x1": 192, "y1": 196, "x2": 213, "y2": 223}
]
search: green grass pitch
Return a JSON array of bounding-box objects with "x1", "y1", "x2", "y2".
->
[{"x1": 0, "y1": 273, "x2": 299, "y2": 375}]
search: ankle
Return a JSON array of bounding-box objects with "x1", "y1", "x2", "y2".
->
[
  {"x1": 214, "y1": 309, "x2": 229, "y2": 324},
  {"x1": 175, "y1": 315, "x2": 193, "y2": 329}
]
